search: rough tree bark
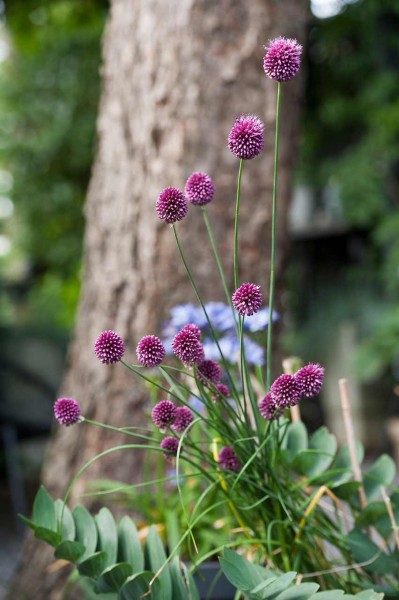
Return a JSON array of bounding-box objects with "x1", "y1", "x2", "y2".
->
[{"x1": 11, "y1": 0, "x2": 307, "y2": 597}]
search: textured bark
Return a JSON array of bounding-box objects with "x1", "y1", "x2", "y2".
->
[{"x1": 10, "y1": 0, "x2": 307, "y2": 597}]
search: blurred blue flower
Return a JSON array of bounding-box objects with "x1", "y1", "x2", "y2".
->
[
  {"x1": 188, "y1": 395, "x2": 205, "y2": 413},
  {"x1": 244, "y1": 308, "x2": 279, "y2": 332}
]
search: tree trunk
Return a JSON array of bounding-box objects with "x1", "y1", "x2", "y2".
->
[{"x1": 10, "y1": 0, "x2": 307, "y2": 597}]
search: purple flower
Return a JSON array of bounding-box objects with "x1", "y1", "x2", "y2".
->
[
  {"x1": 232, "y1": 283, "x2": 263, "y2": 317},
  {"x1": 161, "y1": 436, "x2": 180, "y2": 460},
  {"x1": 156, "y1": 187, "x2": 188, "y2": 224},
  {"x1": 271, "y1": 373, "x2": 301, "y2": 408},
  {"x1": 258, "y1": 392, "x2": 284, "y2": 421},
  {"x1": 54, "y1": 397, "x2": 81, "y2": 426},
  {"x1": 182, "y1": 323, "x2": 202, "y2": 340},
  {"x1": 172, "y1": 407, "x2": 194, "y2": 433},
  {"x1": 263, "y1": 37, "x2": 302, "y2": 82},
  {"x1": 136, "y1": 335, "x2": 166, "y2": 367},
  {"x1": 172, "y1": 328, "x2": 205, "y2": 366},
  {"x1": 94, "y1": 330, "x2": 125, "y2": 364},
  {"x1": 152, "y1": 400, "x2": 177, "y2": 429},
  {"x1": 212, "y1": 383, "x2": 230, "y2": 403},
  {"x1": 218, "y1": 446, "x2": 240, "y2": 472},
  {"x1": 185, "y1": 172, "x2": 215, "y2": 206},
  {"x1": 228, "y1": 114, "x2": 264, "y2": 160},
  {"x1": 295, "y1": 363, "x2": 325, "y2": 398},
  {"x1": 196, "y1": 359, "x2": 222, "y2": 385}
]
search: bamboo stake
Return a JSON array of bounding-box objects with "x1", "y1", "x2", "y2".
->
[
  {"x1": 381, "y1": 486, "x2": 399, "y2": 551},
  {"x1": 338, "y1": 378, "x2": 367, "y2": 509}
]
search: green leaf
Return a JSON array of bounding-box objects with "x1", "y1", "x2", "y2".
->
[
  {"x1": 145, "y1": 525, "x2": 172, "y2": 600},
  {"x1": 73, "y1": 504, "x2": 98, "y2": 562},
  {"x1": 314, "y1": 593, "x2": 344, "y2": 599},
  {"x1": 34, "y1": 526, "x2": 62, "y2": 547},
  {"x1": 295, "y1": 427, "x2": 337, "y2": 478},
  {"x1": 219, "y1": 548, "x2": 268, "y2": 593},
  {"x1": 54, "y1": 540, "x2": 85, "y2": 562},
  {"x1": 77, "y1": 551, "x2": 108, "y2": 579},
  {"x1": 95, "y1": 507, "x2": 118, "y2": 567},
  {"x1": 363, "y1": 454, "x2": 396, "y2": 501},
  {"x1": 347, "y1": 529, "x2": 399, "y2": 574},
  {"x1": 169, "y1": 558, "x2": 192, "y2": 600},
  {"x1": 332, "y1": 481, "x2": 361, "y2": 501},
  {"x1": 250, "y1": 571, "x2": 296, "y2": 599},
  {"x1": 286, "y1": 421, "x2": 309, "y2": 461},
  {"x1": 373, "y1": 491, "x2": 399, "y2": 539},
  {"x1": 18, "y1": 514, "x2": 37, "y2": 532},
  {"x1": 119, "y1": 571, "x2": 160, "y2": 600},
  {"x1": 94, "y1": 562, "x2": 132, "y2": 593},
  {"x1": 355, "y1": 502, "x2": 387, "y2": 529},
  {"x1": 329, "y1": 441, "x2": 364, "y2": 487},
  {"x1": 54, "y1": 499, "x2": 75, "y2": 541},
  {"x1": 354, "y1": 592, "x2": 384, "y2": 599},
  {"x1": 33, "y1": 486, "x2": 57, "y2": 531},
  {"x1": 276, "y1": 583, "x2": 320, "y2": 599},
  {"x1": 117, "y1": 516, "x2": 144, "y2": 573}
]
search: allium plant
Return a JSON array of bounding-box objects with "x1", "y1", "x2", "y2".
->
[{"x1": 30, "y1": 34, "x2": 399, "y2": 600}]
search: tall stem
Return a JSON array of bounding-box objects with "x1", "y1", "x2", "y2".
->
[
  {"x1": 233, "y1": 159, "x2": 244, "y2": 290},
  {"x1": 266, "y1": 82, "x2": 281, "y2": 389}
]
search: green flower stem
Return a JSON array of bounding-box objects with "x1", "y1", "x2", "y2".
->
[
  {"x1": 234, "y1": 158, "x2": 244, "y2": 290},
  {"x1": 266, "y1": 81, "x2": 282, "y2": 389},
  {"x1": 82, "y1": 418, "x2": 156, "y2": 443}
]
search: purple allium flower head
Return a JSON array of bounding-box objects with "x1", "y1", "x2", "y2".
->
[
  {"x1": 218, "y1": 446, "x2": 240, "y2": 472},
  {"x1": 94, "y1": 330, "x2": 125, "y2": 364},
  {"x1": 185, "y1": 172, "x2": 215, "y2": 206},
  {"x1": 270, "y1": 373, "x2": 301, "y2": 408},
  {"x1": 172, "y1": 407, "x2": 194, "y2": 433},
  {"x1": 196, "y1": 359, "x2": 222, "y2": 385},
  {"x1": 182, "y1": 323, "x2": 202, "y2": 340},
  {"x1": 259, "y1": 392, "x2": 285, "y2": 421},
  {"x1": 152, "y1": 400, "x2": 177, "y2": 429},
  {"x1": 161, "y1": 436, "x2": 180, "y2": 460},
  {"x1": 212, "y1": 383, "x2": 230, "y2": 403},
  {"x1": 232, "y1": 283, "x2": 263, "y2": 317},
  {"x1": 263, "y1": 37, "x2": 302, "y2": 82},
  {"x1": 295, "y1": 363, "x2": 325, "y2": 398},
  {"x1": 228, "y1": 114, "x2": 264, "y2": 160},
  {"x1": 172, "y1": 328, "x2": 205, "y2": 366},
  {"x1": 54, "y1": 397, "x2": 81, "y2": 426},
  {"x1": 156, "y1": 187, "x2": 188, "y2": 224},
  {"x1": 136, "y1": 335, "x2": 166, "y2": 367}
]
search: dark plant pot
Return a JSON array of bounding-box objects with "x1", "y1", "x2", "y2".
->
[{"x1": 192, "y1": 561, "x2": 236, "y2": 600}]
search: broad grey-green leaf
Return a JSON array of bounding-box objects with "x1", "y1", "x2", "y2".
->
[
  {"x1": 250, "y1": 571, "x2": 296, "y2": 599},
  {"x1": 34, "y1": 526, "x2": 62, "y2": 547},
  {"x1": 293, "y1": 427, "x2": 337, "y2": 478},
  {"x1": 119, "y1": 571, "x2": 160, "y2": 600},
  {"x1": 95, "y1": 507, "x2": 117, "y2": 567},
  {"x1": 219, "y1": 548, "x2": 268, "y2": 593},
  {"x1": 54, "y1": 540, "x2": 85, "y2": 562},
  {"x1": 145, "y1": 525, "x2": 172, "y2": 600},
  {"x1": 54, "y1": 499, "x2": 75, "y2": 540},
  {"x1": 73, "y1": 505, "x2": 98, "y2": 562},
  {"x1": 363, "y1": 454, "x2": 396, "y2": 501},
  {"x1": 276, "y1": 582, "x2": 320, "y2": 599},
  {"x1": 77, "y1": 551, "x2": 108, "y2": 579},
  {"x1": 313, "y1": 593, "x2": 344, "y2": 599},
  {"x1": 286, "y1": 421, "x2": 309, "y2": 461},
  {"x1": 117, "y1": 516, "x2": 144, "y2": 573},
  {"x1": 347, "y1": 529, "x2": 399, "y2": 574},
  {"x1": 329, "y1": 441, "x2": 364, "y2": 487},
  {"x1": 33, "y1": 486, "x2": 56, "y2": 531},
  {"x1": 94, "y1": 562, "x2": 132, "y2": 593}
]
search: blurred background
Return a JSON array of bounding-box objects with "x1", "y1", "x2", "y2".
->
[{"x1": 0, "y1": 0, "x2": 398, "y2": 595}]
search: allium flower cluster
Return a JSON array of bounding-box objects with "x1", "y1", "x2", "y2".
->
[
  {"x1": 136, "y1": 335, "x2": 166, "y2": 367},
  {"x1": 228, "y1": 115, "x2": 264, "y2": 160},
  {"x1": 232, "y1": 283, "x2": 263, "y2": 317},
  {"x1": 172, "y1": 407, "x2": 194, "y2": 433},
  {"x1": 161, "y1": 436, "x2": 180, "y2": 460},
  {"x1": 182, "y1": 323, "x2": 202, "y2": 340},
  {"x1": 196, "y1": 359, "x2": 222, "y2": 385},
  {"x1": 54, "y1": 397, "x2": 81, "y2": 426},
  {"x1": 295, "y1": 363, "x2": 324, "y2": 398},
  {"x1": 152, "y1": 400, "x2": 177, "y2": 429},
  {"x1": 258, "y1": 392, "x2": 284, "y2": 421},
  {"x1": 263, "y1": 37, "x2": 302, "y2": 82},
  {"x1": 94, "y1": 330, "x2": 125, "y2": 364},
  {"x1": 212, "y1": 383, "x2": 230, "y2": 403},
  {"x1": 218, "y1": 446, "x2": 240, "y2": 472},
  {"x1": 185, "y1": 172, "x2": 215, "y2": 206},
  {"x1": 172, "y1": 327, "x2": 204, "y2": 365},
  {"x1": 156, "y1": 187, "x2": 188, "y2": 224},
  {"x1": 270, "y1": 373, "x2": 301, "y2": 409}
]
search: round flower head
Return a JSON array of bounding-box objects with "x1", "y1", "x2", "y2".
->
[
  {"x1": 172, "y1": 407, "x2": 194, "y2": 433},
  {"x1": 228, "y1": 114, "x2": 264, "y2": 160},
  {"x1": 172, "y1": 328, "x2": 205, "y2": 366},
  {"x1": 270, "y1": 373, "x2": 301, "y2": 408},
  {"x1": 218, "y1": 446, "x2": 240, "y2": 472},
  {"x1": 232, "y1": 283, "x2": 262, "y2": 317},
  {"x1": 196, "y1": 359, "x2": 222, "y2": 385},
  {"x1": 156, "y1": 187, "x2": 188, "y2": 224},
  {"x1": 94, "y1": 330, "x2": 125, "y2": 364},
  {"x1": 182, "y1": 323, "x2": 202, "y2": 340},
  {"x1": 212, "y1": 383, "x2": 230, "y2": 403},
  {"x1": 263, "y1": 37, "x2": 302, "y2": 82},
  {"x1": 136, "y1": 335, "x2": 166, "y2": 367},
  {"x1": 295, "y1": 363, "x2": 325, "y2": 398},
  {"x1": 185, "y1": 172, "x2": 215, "y2": 206},
  {"x1": 152, "y1": 400, "x2": 177, "y2": 429},
  {"x1": 161, "y1": 436, "x2": 180, "y2": 460},
  {"x1": 259, "y1": 392, "x2": 284, "y2": 421},
  {"x1": 54, "y1": 397, "x2": 81, "y2": 426}
]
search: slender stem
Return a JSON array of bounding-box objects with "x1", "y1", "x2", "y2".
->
[
  {"x1": 234, "y1": 159, "x2": 244, "y2": 290},
  {"x1": 266, "y1": 82, "x2": 281, "y2": 389}
]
